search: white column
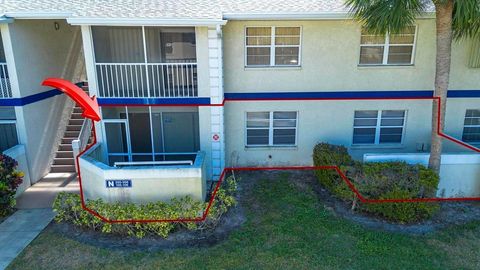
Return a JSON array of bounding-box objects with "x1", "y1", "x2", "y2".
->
[
  {"x1": 80, "y1": 25, "x2": 104, "y2": 148},
  {"x1": 208, "y1": 26, "x2": 225, "y2": 179},
  {"x1": 80, "y1": 25, "x2": 98, "y2": 97}
]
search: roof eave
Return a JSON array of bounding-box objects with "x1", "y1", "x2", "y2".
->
[
  {"x1": 67, "y1": 17, "x2": 228, "y2": 26},
  {"x1": 4, "y1": 11, "x2": 73, "y2": 19},
  {"x1": 223, "y1": 11, "x2": 436, "y2": 21}
]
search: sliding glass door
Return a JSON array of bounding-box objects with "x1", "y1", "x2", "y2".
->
[
  {"x1": 102, "y1": 106, "x2": 199, "y2": 166},
  {"x1": 103, "y1": 120, "x2": 130, "y2": 165}
]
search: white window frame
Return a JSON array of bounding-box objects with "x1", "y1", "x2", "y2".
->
[
  {"x1": 245, "y1": 111, "x2": 298, "y2": 147},
  {"x1": 352, "y1": 110, "x2": 407, "y2": 146},
  {"x1": 359, "y1": 25, "x2": 418, "y2": 66},
  {"x1": 102, "y1": 118, "x2": 132, "y2": 162},
  {"x1": 244, "y1": 26, "x2": 302, "y2": 67},
  {"x1": 462, "y1": 109, "x2": 480, "y2": 144}
]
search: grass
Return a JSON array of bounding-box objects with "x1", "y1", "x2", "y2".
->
[{"x1": 8, "y1": 173, "x2": 480, "y2": 269}]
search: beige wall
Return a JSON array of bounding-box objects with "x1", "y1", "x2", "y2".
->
[
  {"x1": 223, "y1": 19, "x2": 480, "y2": 93},
  {"x1": 225, "y1": 98, "x2": 477, "y2": 167},
  {"x1": 9, "y1": 20, "x2": 77, "y2": 96},
  {"x1": 8, "y1": 20, "x2": 77, "y2": 182}
]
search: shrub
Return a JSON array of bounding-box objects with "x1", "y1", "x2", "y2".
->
[
  {"x1": 313, "y1": 143, "x2": 440, "y2": 223},
  {"x1": 313, "y1": 143, "x2": 356, "y2": 200},
  {"x1": 0, "y1": 154, "x2": 24, "y2": 216},
  {"x1": 53, "y1": 176, "x2": 238, "y2": 238}
]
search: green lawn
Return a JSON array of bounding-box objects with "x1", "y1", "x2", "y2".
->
[{"x1": 9, "y1": 173, "x2": 480, "y2": 269}]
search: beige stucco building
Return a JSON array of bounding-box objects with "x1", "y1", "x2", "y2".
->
[{"x1": 0, "y1": 0, "x2": 479, "y2": 201}]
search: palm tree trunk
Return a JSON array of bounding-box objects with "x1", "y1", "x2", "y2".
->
[{"x1": 428, "y1": 0, "x2": 454, "y2": 172}]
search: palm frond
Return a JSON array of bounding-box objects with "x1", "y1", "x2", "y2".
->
[
  {"x1": 345, "y1": 0, "x2": 427, "y2": 35},
  {"x1": 452, "y1": 0, "x2": 480, "y2": 39}
]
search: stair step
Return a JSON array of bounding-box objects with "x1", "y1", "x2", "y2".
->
[
  {"x1": 53, "y1": 158, "x2": 75, "y2": 165},
  {"x1": 73, "y1": 108, "x2": 83, "y2": 114},
  {"x1": 69, "y1": 119, "x2": 84, "y2": 125},
  {"x1": 58, "y1": 144, "x2": 73, "y2": 151},
  {"x1": 56, "y1": 151, "x2": 74, "y2": 158},
  {"x1": 61, "y1": 137, "x2": 77, "y2": 144},
  {"x1": 67, "y1": 125, "x2": 82, "y2": 132},
  {"x1": 65, "y1": 131, "x2": 80, "y2": 137},
  {"x1": 71, "y1": 113, "x2": 84, "y2": 119},
  {"x1": 50, "y1": 165, "x2": 76, "y2": 173}
]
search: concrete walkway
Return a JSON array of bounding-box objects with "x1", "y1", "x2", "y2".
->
[
  {"x1": 16, "y1": 172, "x2": 79, "y2": 209},
  {"x1": 0, "y1": 173, "x2": 79, "y2": 269},
  {"x1": 0, "y1": 209, "x2": 55, "y2": 270}
]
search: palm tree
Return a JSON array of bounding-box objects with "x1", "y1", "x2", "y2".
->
[{"x1": 345, "y1": 0, "x2": 480, "y2": 172}]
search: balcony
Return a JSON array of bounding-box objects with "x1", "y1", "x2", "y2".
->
[
  {"x1": 96, "y1": 62, "x2": 197, "y2": 98},
  {"x1": 92, "y1": 26, "x2": 198, "y2": 98},
  {"x1": 0, "y1": 63, "x2": 11, "y2": 98}
]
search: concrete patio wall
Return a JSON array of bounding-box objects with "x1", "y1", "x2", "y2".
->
[
  {"x1": 79, "y1": 144, "x2": 207, "y2": 204},
  {"x1": 363, "y1": 153, "x2": 480, "y2": 198}
]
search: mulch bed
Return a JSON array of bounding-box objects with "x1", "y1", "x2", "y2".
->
[
  {"x1": 284, "y1": 169, "x2": 480, "y2": 235},
  {"x1": 47, "y1": 174, "x2": 247, "y2": 251},
  {"x1": 47, "y1": 170, "x2": 480, "y2": 251}
]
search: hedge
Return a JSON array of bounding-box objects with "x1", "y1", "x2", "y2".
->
[
  {"x1": 53, "y1": 176, "x2": 238, "y2": 238},
  {"x1": 313, "y1": 142, "x2": 440, "y2": 223},
  {"x1": 0, "y1": 154, "x2": 24, "y2": 217}
]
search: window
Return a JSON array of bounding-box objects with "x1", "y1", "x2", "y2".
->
[
  {"x1": 353, "y1": 110, "x2": 406, "y2": 145},
  {"x1": 0, "y1": 107, "x2": 18, "y2": 152},
  {"x1": 0, "y1": 33, "x2": 6, "y2": 63},
  {"x1": 246, "y1": 111, "x2": 297, "y2": 146},
  {"x1": 359, "y1": 26, "x2": 416, "y2": 65},
  {"x1": 245, "y1": 27, "x2": 301, "y2": 67},
  {"x1": 462, "y1": 109, "x2": 480, "y2": 144}
]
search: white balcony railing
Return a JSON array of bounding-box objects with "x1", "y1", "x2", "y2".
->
[
  {"x1": 0, "y1": 63, "x2": 11, "y2": 98},
  {"x1": 96, "y1": 63, "x2": 198, "y2": 98}
]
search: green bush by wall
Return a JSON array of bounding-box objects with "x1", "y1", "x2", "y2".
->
[
  {"x1": 0, "y1": 154, "x2": 24, "y2": 217},
  {"x1": 313, "y1": 143, "x2": 440, "y2": 223},
  {"x1": 53, "y1": 176, "x2": 238, "y2": 238}
]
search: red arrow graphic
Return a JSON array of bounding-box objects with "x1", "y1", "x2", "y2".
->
[{"x1": 42, "y1": 78, "x2": 101, "y2": 122}]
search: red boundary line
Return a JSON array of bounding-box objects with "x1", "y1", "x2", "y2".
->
[{"x1": 75, "y1": 96, "x2": 480, "y2": 223}]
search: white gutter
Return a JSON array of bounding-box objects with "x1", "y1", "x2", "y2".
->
[
  {"x1": 0, "y1": 16, "x2": 13, "y2": 24},
  {"x1": 67, "y1": 17, "x2": 227, "y2": 26},
  {"x1": 4, "y1": 11, "x2": 73, "y2": 19},
  {"x1": 223, "y1": 11, "x2": 436, "y2": 21},
  {"x1": 223, "y1": 12, "x2": 351, "y2": 21}
]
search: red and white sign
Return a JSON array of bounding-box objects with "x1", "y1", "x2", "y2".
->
[{"x1": 212, "y1": 134, "x2": 220, "y2": 141}]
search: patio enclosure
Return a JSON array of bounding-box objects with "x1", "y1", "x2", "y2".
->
[{"x1": 101, "y1": 106, "x2": 200, "y2": 166}]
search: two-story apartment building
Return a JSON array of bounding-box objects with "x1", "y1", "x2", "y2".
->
[{"x1": 0, "y1": 0, "x2": 479, "y2": 202}]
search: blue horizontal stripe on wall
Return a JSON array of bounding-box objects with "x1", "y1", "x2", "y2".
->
[
  {"x1": 0, "y1": 82, "x2": 85, "y2": 106},
  {"x1": 0, "y1": 89, "x2": 63, "y2": 106},
  {"x1": 225, "y1": 90, "x2": 480, "y2": 100},
  {"x1": 97, "y1": 97, "x2": 212, "y2": 106},
  {"x1": 447, "y1": 90, "x2": 480, "y2": 98},
  {"x1": 1, "y1": 88, "x2": 479, "y2": 107}
]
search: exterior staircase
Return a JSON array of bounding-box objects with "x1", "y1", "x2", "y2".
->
[{"x1": 50, "y1": 84, "x2": 89, "y2": 173}]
